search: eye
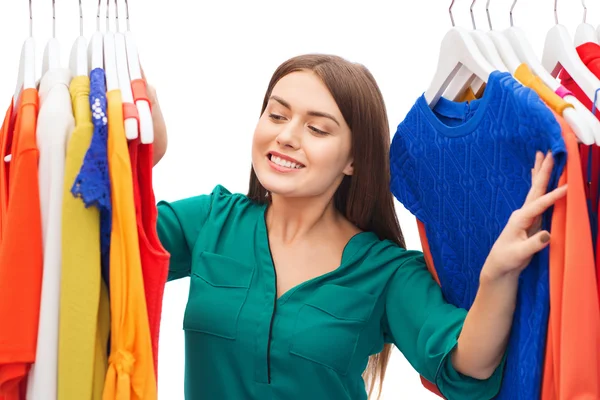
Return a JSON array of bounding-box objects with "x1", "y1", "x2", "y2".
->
[
  {"x1": 309, "y1": 125, "x2": 329, "y2": 136},
  {"x1": 268, "y1": 113, "x2": 286, "y2": 121}
]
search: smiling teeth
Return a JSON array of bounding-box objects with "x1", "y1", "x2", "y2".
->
[{"x1": 272, "y1": 156, "x2": 303, "y2": 169}]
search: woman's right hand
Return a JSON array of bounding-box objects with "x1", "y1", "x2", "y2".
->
[{"x1": 142, "y1": 67, "x2": 168, "y2": 166}]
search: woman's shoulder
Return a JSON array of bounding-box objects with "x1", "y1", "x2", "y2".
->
[
  {"x1": 352, "y1": 231, "x2": 425, "y2": 271},
  {"x1": 157, "y1": 184, "x2": 264, "y2": 223}
]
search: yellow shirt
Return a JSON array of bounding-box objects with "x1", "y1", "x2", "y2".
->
[
  {"x1": 515, "y1": 63, "x2": 574, "y2": 114},
  {"x1": 58, "y1": 75, "x2": 110, "y2": 400},
  {"x1": 103, "y1": 90, "x2": 156, "y2": 400}
]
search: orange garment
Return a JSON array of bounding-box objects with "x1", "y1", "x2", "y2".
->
[
  {"x1": 541, "y1": 111, "x2": 600, "y2": 399},
  {"x1": 514, "y1": 64, "x2": 575, "y2": 115},
  {"x1": 102, "y1": 90, "x2": 157, "y2": 400},
  {"x1": 0, "y1": 89, "x2": 43, "y2": 400}
]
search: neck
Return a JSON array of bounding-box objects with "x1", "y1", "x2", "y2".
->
[{"x1": 266, "y1": 192, "x2": 340, "y2": 245}]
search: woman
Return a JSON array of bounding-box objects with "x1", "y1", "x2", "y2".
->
[{"x1": 149, "y1": 54, "x2": 566, "y2": 399}]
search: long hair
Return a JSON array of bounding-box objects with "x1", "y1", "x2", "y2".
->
[{"x1": 247, "y1": 54, "x2": 406, "y2": 397}]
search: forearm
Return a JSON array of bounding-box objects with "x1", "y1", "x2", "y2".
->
[{"x1": 450, "y1": 267, "x2": 519, "y2": 380}]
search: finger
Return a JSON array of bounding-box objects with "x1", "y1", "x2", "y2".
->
[
  {"x1": 514, "y1": 184, "x2": 567, "y2": 229},
  {"x1": 519, "y1": 230, "x2": 551, "y2": 258},
  {"x1": 533, "y1": 151, "x2": 544, "y2": 175},
  {"x1": 525, "y1": 152, "x2": 554, "y2": 204}
]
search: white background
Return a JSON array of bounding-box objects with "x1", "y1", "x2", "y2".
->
[{"x1": 0, "y1": 0, "x2": 593, "y2": 398}]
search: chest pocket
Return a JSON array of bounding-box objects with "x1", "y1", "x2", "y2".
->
[
  {"x1": 183, "y1": 251, "x2": 254, "y2": 340},
  {"x1": 289, "y1": 284, "x2": 377, "y2": 375}
]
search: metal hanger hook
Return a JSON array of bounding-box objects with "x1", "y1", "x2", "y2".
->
[
  {"x1": 29, "y1": 0, "x2": 33, "y2": 37},
  {"x1": 554, "y1": 0, "x2": 559, "y2": 24},
  {"x1": 96, "y1": 0, "x2": 101, "y2": 31},
  {"x1": 52, "y1": 0, "x2": 56, "y2": 38},
  {"x1": 582, "y1": 0, "x2": 588, "y2": 23},
  {"x1": 470, "y1": 0, "x2": 477, "y2": 30},
  {"x1": 124, "y1": 0, "x2": 131, "y2": 31},
  {"x1": 106, "y1": 0, "x2": 110, "y2": 32},
  {"x1": 509, "y1": 0, "x2": 518, "y2": 26},
  {"x1": 79, "y1": 0, "x2": 83, "y2": 36},
  {"x1": 486, "y1": 0, "x2": 493, "y2": 30},
  {"x1": 449, "y1": 0, "x2": 455, "y2": 27},
  {"x1": 114, "y1": 0, "x2": 120, "y2": 33}
]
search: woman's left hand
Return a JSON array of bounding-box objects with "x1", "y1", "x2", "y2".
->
[{"x1": 481, "y1": 151, "x2": 567, "y2": 282}]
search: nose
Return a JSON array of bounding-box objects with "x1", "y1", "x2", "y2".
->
[{"x1": 276, "y1": 120, "x2": 302, "y2": 150}]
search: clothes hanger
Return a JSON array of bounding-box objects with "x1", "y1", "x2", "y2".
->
[
  {"x1": 70, "y1": 0, "x2": 88, "y2": 78},
  {"x1": 575, "y1": 0, "x2": 598, "y2": 46},
  {"x1": 42, "y1": 0, "x2": 61, "y2": 75},
  {"x1": 425, "y1": 0, "x2": 495, "y2": 106},
  {"x1": 114, "y1": 0, "x2": 139, "y2": 140},
  {"x1": 484, "y1": 0, "x2": 522, "y2": 73},
  {"x1": 103, "y1": 0, "x2": 119, "y2": 92},
  {"x1": 88, "y1": 0, "x2": 104, "y2": 72},
  {"x1": 444, "y1": 0, "x2": 496, "y2": 100},
  {"x1": 14, "y1": 0, "x2": 36, "y2": 108},
  {"x1": 542, "y1": 0, "x2": 600, "y2": 111},
  {"x1": 124, "y1": 0, "x2": 154, "y2": 144},
  {"x1": 504, "y1": 0, "x2": 598, "y2": 144}
]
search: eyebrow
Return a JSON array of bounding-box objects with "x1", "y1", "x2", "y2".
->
[{"x1": 270, "y1": 95, "x2": 340, "y2": 127}]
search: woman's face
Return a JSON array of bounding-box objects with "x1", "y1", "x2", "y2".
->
[{"x1": 252, "y1": 71, "x2": 353, "y2": 199}]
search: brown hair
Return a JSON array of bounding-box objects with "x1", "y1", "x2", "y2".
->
[{"x1": 247, "y1": 54, "x2": 406, "y2": 397}]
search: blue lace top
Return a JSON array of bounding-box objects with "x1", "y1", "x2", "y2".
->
[
  {"x1": 71, "y1": 68, "x2": 112, "y2": 288},
  {"x1": 390, "y1": 72, "x2": 566, "y2": 400}
]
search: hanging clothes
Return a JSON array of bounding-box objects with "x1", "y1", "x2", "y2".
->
[
  {"x1": 57, "y1": 73, "x2": 109, "y2": 400},
  {"x1": 390, "y1": 71, "x2": 566, "y2": 400},
  {"x1": 540, "y1": 110, "x2": 600, "y2": 400},
  {"x1": 72, "y1": 68, "x2": 112, "y2": 290},
  {"x1": 437, "y1": 65, "x2": 600, "y2": 400},
  {"x1": 0, "y1": 88, "x2": 43, "y2": 400},
  {"x1": 558, "y1": 42, "x2": 600, "y2": 296},
  {"x1": 26, "y1": 68, "x2": 74, "y2": 400},
  {"x1": 102, "y1": 89, "x2": 157, "y2": 400},
  {"x1": 128, "y1": 78, "x2": 170, "y2": 381}
]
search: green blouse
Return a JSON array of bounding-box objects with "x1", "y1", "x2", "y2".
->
[{"x1": 156, "y1": 185, "x2": 504, "y2": 399}]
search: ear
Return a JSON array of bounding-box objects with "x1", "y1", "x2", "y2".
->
[{"x1": 342, "y1": 159, "x2": 354, "y2": 176}]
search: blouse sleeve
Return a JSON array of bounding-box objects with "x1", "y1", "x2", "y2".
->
[
  {"x1": 156, "y1": 193, "x2": 213, "y2": 281},
  {"x1": 382, "y1": 250, "x2": 505, "y2": 400}
]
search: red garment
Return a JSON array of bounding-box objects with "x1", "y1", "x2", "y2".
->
[
  {"x1": 0, "y1": 89, "x2": 43, "y2": 400},
  {"x1": 128, "y1": 136, "x2": 170, "y2": 381},
  {"x1": 558, "y1": 41, "x2": 600, "y2": 307}
]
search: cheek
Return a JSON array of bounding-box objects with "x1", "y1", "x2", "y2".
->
[{"x1": 307, "y1": 138, "x2": 351, "y2": 168}]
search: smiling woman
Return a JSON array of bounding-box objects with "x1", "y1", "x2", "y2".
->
[{"x1": 151, "y1": 53, "x2": 565, "y2": 400}]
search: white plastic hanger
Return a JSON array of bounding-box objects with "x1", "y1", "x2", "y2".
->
[
  {"x1": 14, "y1": 0, "x2": 36, "y2": 108},
  {"x1": 444, "y1": 0, "x2": 505, "y2": 100},
  {"x1": 70, "y1": 0, "x2": 87, "y2": 78},
  {"x1": 103, "y1": 0, "x2": 119, "y2": 92},
  {"x1": 124, "y1": 0, "x2": 153, "y2": 143},
  {"x1": 542, "y1": 0, "x2": 600, "y2": 112},
  {"x1": 575, "y1": 0, "x2": 598, "y2": 46},
  {"x1": 114, "y1": 0, "x2": 138, "y2": 140},
  {"x1": 88, "y1": 0, "x2": 104, "y2": 72},
  {"x1": 470, "y1": 1, "x2": 507, "y2": 72},
  {"x1": 504, "y1": 0, "x2": 599, "y2": 145},
  {"x1": 482, "y1": 0, "x2": 521, "y2": 73},
  {"x1": 42, "y1": 0, "x2": 61, "y2": 75},
  {"x1": 426, "y1": 0, "x2": 494, "y2": 106}
]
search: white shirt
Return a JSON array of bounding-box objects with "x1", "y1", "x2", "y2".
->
[{"x1": 26, "y1": 68, "x2": 74, "y2": 400}]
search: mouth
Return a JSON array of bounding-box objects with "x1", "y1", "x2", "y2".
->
[{"x1": 267, "y1": 152, "x2": 306, "y2": 170}]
